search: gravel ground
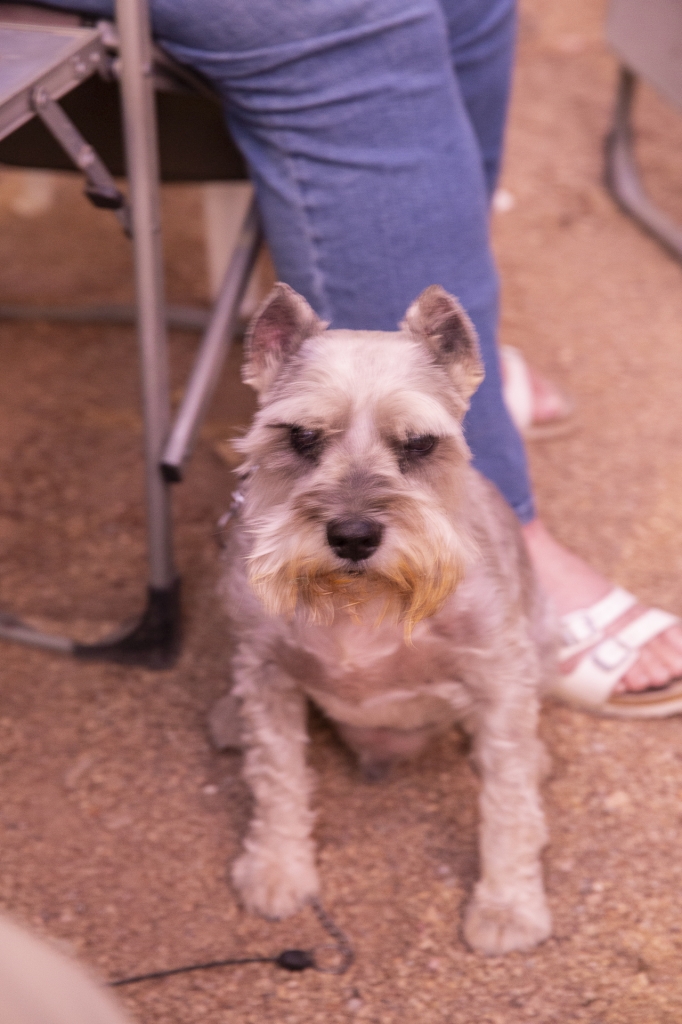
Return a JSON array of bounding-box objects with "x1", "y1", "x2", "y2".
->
[{"x1": 2, "y1": 1, "x2": 682, "y2": 1021}]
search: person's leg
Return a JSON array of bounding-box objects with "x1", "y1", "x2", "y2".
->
[
  {"x1": 441, "y1": 0, "x2": 516, "y2": 200},
  {"x1": 441, "y1": 0, "x2": 571, "y2": 432},
  {"x1": 437, "y1": 0, "x2": 682, "y2": 694},
  {"x1": 28, "y1": 0, "x2": 531, "y2": 522},
  {"x1": 151, "y1": 0, "x2": 536, "y2": 524},
  {"x1": 37, "y1": 0, "x2": 535, "y2": 521}
]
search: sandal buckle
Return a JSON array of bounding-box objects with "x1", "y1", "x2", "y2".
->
[{"x1": 593, "y1": 638, "x2": 630, "y2": 670}]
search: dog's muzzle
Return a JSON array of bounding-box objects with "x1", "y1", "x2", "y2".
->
[{"x1": 326, "y1": 517, "x2": 383, "y2": 562}]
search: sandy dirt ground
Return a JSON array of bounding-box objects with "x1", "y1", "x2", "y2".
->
[{"x1": 2, "y1": 0, "x2": 682, "y2": 1021}]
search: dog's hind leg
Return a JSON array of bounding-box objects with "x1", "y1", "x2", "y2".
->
[
  {"x1": 462, "y1": 670, "x2": 551, "y2": 955},
  {"x1": 231, "y1": 645, "x2": 319, "y2": 919}
]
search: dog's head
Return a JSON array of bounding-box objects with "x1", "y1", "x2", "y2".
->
[{"x1": 236, "y1": 283, "x2": 484, "y2": 633}]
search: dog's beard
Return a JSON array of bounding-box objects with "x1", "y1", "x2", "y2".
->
[{"x1": 246, "y1": 513, "x2": 471, "y2": 638}]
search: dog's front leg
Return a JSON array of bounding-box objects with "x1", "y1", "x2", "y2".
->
[
  {"x1": 463, "y1": 682, "x2": 551, "y2": 955},
  {"x1": 231, "y1": 649, "x2": 318, "y2": 919}
]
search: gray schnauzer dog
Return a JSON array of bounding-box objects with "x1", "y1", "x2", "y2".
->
[{"x1": 219, "y1": 282, "x2": 555, "y2": 955}]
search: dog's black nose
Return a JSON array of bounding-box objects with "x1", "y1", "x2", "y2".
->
[{"x1": 326, "y1": 518, "x2": 383, "y2": 562}]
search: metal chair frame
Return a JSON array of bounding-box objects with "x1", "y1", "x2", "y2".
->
[
  {"x1": 605, "y1": 67, "x2": 682, "y2": 265},
  {"x1": 604, "y1": 0, "x2": 682, "y2": 264},
  {"x1": 0, "y1": 0, "x2": 262, "y2": 667}
]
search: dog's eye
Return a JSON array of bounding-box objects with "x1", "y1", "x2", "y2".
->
[
  {"x1": 402, "y1": 435, "x2": 437, "y2": 457},
  {"x1": 289, "y1": 426, "x2": 322, "y2": 458}
]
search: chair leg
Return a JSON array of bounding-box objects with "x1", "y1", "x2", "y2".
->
[
  {"x1": 74, "y1": 580, "x2": 181, "y2": 669},
  {"x1": 0, "y1": 3, "x2": 182, "y2": 668},
  {"x1": 77, "y1": 0, "x2": 181, "y2": 668},
  {"x1": 162, "y1": 194, "x2": 262, "y2": 482},
  {"x1": 605, "y1": 66, "x2": 682, "y2": 263}
]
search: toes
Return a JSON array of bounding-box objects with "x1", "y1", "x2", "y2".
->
[
  {"x1": 618, "y1": 633, "x2": 682, "y2": 693},
  {"x1": 652, "y1": 630, "x2": 682, "y2": 676},
  {"x1": 657, "y1": 626, "x2": 682, "y2": 670},
  {"x1": 616, "y1": 648, "x2": 658, "y2": 693},
  {"x1": 639, "y1": 646, "x2": 674, "y2": 686},
  {"x1": 232, "y1": 843, "x2": 319, "y2": 920},
  {"x1": 662, "y1": 623, "x2": 682, "y2": 655},
  {"x1": 463, "y1": 889, "x2": 551, "y2": 955}
]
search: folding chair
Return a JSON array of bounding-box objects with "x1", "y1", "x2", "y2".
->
[
  {"x1": 605, "y1": 0, "x2": 682, "y2": 262},
  {"x1": 0, "y1": 0, "x2": 262, "y2": 666}
]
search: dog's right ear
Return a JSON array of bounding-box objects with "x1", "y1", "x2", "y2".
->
[{"x1": 243, "y1": 283, "x2": 327, "y2": 395}]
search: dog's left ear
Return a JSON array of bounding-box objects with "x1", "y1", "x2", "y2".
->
[
  {"x1": 401, "y1": 286, "x2": 484, "y2": 402},
  {"x1": 244, "y1": 282, "x2": 327, "y2": 395}
]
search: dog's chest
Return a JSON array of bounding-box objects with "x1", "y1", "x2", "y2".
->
[{"x1": 273, "y1": 608, "x2": 471, "y2": 729}]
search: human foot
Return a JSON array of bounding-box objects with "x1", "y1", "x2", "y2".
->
[
  {"x1": 523, "y1": 519, "x2": 682, "y2": 695},
  {"x1": 501, "y1": 346, "x2": 573, "y2": 437}
]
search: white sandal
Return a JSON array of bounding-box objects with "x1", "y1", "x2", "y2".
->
[{"x1": 552, "y1": 586, "x2": 682, "y2": 718}]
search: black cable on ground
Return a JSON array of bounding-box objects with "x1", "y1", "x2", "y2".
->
[{"x1": 110, "y1": 898, "x2": 353, "y2": 988}]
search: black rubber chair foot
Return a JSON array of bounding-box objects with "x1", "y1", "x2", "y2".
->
[{"x1": 74, "y1": 578, "x2": 182, "y2": 669}]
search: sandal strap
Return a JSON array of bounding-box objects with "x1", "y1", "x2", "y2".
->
[
  {"x1": 553, "y1": 649, "x2": 638, "y2": 706},
  {"x1": 560, "y1": 586, "x2": 637, "y2": 656},
  {"x1": 615, "y1": 608, "x2": 678, "y2": 649},
  {"x1": 553, "y1": 607, "x2": 681, "y2": 708},
  {"x1": 592, "y1": 609, "x2": 679, "y2": 669},
  {"x1": 589, "y1": 606, "x2": 675, "y2": 671}
]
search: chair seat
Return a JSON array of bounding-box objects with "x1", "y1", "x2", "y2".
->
[
  {"x1": 0, "y1": 10, "x2": 248, "y2": 182},
  {"x1": 607, "y1": 0, "x2": 682, "y2": 111},
  {"x1": 604, "y1": 0, "x2": 682, "y2": 264},
  {"x1": 0, "y1": 22, "x2": 104, "y2": 139},
  {"x1": 0, "y1": 71, "x2": 248, "y2": 181}
]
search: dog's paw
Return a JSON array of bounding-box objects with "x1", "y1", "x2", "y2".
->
[
  {"x1": 463, "y1": 886, "x2": 551, "y2": 955},
  {"x1": 232, "y1": 843, "x2": 319, "y2": 920}
]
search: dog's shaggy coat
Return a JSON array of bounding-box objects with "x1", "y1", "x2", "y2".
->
[{"x1": 221, "y1": 283, "x2": 556, "y2": 955}]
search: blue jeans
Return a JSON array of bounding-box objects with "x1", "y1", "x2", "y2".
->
[{"x1": 24, "y1": 0, "x2": 535, "y2": 522}]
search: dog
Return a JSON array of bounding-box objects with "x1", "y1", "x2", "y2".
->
[{"x1": 219, "y1": 282, "x2": 555, "y2": 955}]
